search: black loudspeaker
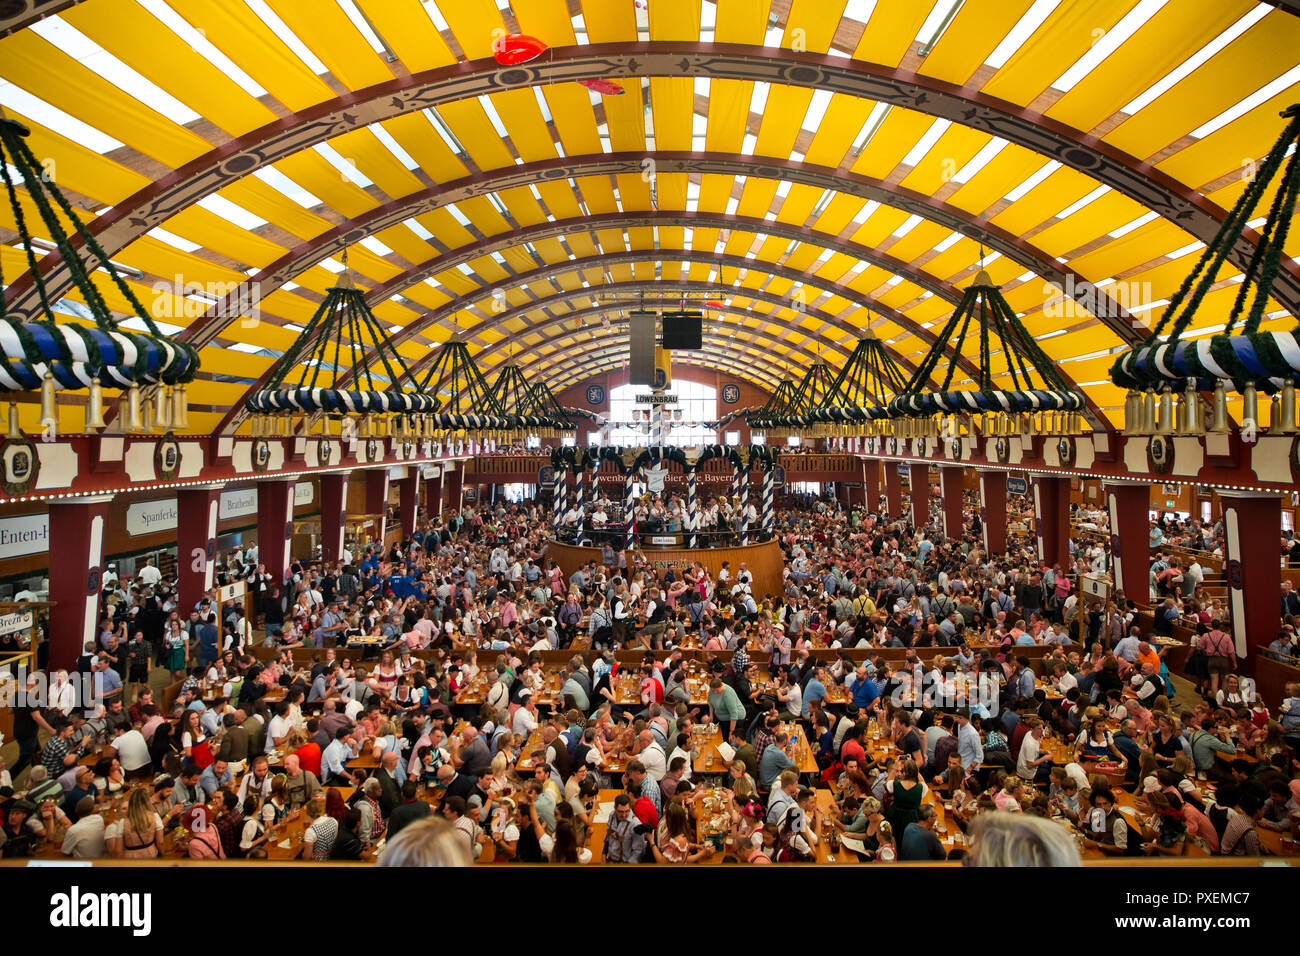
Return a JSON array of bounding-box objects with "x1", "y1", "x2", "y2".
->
[
  {"x1": 628, "y1": 310, "x2": 657, "y2": 384},
  {"x1": 661, "y1": 310, "x2": 703, "y2": 349}
]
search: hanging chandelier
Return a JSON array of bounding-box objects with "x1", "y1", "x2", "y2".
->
[
  {"x1": 803, "y1": 330, "x2": 910, "y2": 438},
  {"x1": 1111, "y1": 104, "x2": 1300, "y2": 438},
  {"x1": 775, "y1": 356, "x2": 841, "y2": 439},
  {"x1": 526, "y1": 380, "x2": 576, "y2": 437},
  {"x1": 0, "y1": 118, "x2": 199, "y2": 436},
  {"x1": 487, "y1": 360, "x2": 569, "y2": 439},
  {"x1": 887, "y1": 269, "x2": 1086, "y2": 440},
  {"x1": 418, "y1": 334, "x2": 517, "y2": 441},
  {"x1": 243, "y1": 261, "x2": 432, "y2": 438},
  {"x1": 747, "y1": 376, "x2": 799, "y2": 441}
]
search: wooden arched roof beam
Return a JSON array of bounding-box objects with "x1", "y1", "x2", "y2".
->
[{"x1": 5, "y1": 44, "x2": 1296, "y2": 323}]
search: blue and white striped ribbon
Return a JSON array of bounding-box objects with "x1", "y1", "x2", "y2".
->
[
  {"x1": 574, "y1": 466, "x2": 584, "y2": 545},
  {"x1": 558, "y1": 466, "x2": 568, "y2": 536},
  {"x1": 687, "y1": 468, "x2": 698, "y2": 550},
  {"x1": 651, "y1": 397, "x2": 663, "y2": 447},
  {"x1": 551, "y1": 469, "x2": 563, "y2": 536},
  {"x1": 761, "y1": 464, "x2": 774, "y2": 540},
  {"x1": 739, "y1": 463, "x2": 750, "y2": 546},
  {"x1": 625, "y1": 470, "x2": 637, "y2": 550}
]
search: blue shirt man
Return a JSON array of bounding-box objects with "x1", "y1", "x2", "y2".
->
[
  {"x1": 802, "y1": 671, "x2": 828, "y2": 718},
  {"x1": 848, "y1": 670, "x2": 879, "y2": 710},
  {"x1": 955, "y1": 712, "x2": 984, "y2": 773},
  {"x1": 758, "y1": 738, "x2": 796, "y2": 788},
  {"x1": 1016, "y1": 664, "x2": 1036, "y2": 702},
  {"x1": 322, "y1": 729, "x2": 358, "y2": 785},
  {"x1": 198, "y1": 761, "x2": 234, "y2": 797},
  {"x1": 1114, "y1": 634, "x2": 1141, "y2": 662},
  {"x1": 197, "y1": 618, "x2": 219, "y2": 665}
]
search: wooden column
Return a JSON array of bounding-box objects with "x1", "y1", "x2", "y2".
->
[
  {"x1": 863, "y1": 457, "x2": 880, "y2": 513},
  {"x1": 940, "y1": 466, "x2": 964, "y2": 540},
  {"x1": 1220, "y1": 491, "x2": 1282, "y2": 665},
  {"x1": 1105, "y1": 481, "x2": 1152, "y2": 606},
  {"x1": 884, "y1": 461, "x2": 903, "y2": 519},
  {"x1": 446, "y1": 461, "x2": 465, "y2": 513},
  {"x1": 979, "y1": 471, "x2": 1008, "y2": 555},
  {"x1": 318, "y1": 473, "x2": 349, "y2": 565},
  {"x1": 366, "y1": 469, "x2": 391, "y2": 544},
  {"x1": 256, "y1": 480, "x2": 295, "y2": 586},
  {"x1": 1033, "y1": 475, "x2": 1070, "y2": 570},
  {"x1": 176, "y1": 488, "x2": 222, "y2": 611},
  {"x1": 908, "y1": 462, "x2": 930, "y2": 529},
  {"x1": 395, "y1": 471, "x2": 420, "y2": 540},
  {"x1": 423, "y1": 466, "x2": 443, "y2": 520},
  {"x1": 47, "y1": 496, "x2": 111, "y2": 671}
]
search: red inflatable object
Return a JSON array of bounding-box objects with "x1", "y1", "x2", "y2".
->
[
  {"x1": 580, "y1": 78, "x2": 626, "y2": 96},
  {"x1": 492, "y1": 34, "x2": 547, "y2": 65}
]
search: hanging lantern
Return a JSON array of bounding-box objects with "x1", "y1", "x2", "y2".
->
[
  {"x1": 803, "y1": 331, "x2": 910, "y2": 437},
  {"x1": 1111, "y1": 105, "x2": 1300, "y2": 431},
  {"x1": 0, "y1": 119, "x2": 198, "y2": 436},
  {"x1": 492, "y1": 33, "x2": 548, "y2": 65},
  {"x1": 488, "y1": 362, "x2": 568, "y2": 440},
  {"x1": 419, "y1": 336, "x2": 517, "y2": 436},
  {"x1": 889, "y1": 271, "x2": 1087, "y2": 436},
  {"x1": 244, "y1": 258, "x2": 432, "y2": 431}
]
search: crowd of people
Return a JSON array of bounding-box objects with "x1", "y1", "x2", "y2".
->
[{"x1": 1, "y1": 469, "x2": 1297, "y2": 866}]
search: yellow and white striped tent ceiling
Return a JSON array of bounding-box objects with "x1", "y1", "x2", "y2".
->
[{"x1": 2, "y1": 0, "x2": 1299, "y2": 434}]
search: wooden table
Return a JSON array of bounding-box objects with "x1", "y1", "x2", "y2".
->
[
  {"x1": 265, "y1": 806, "x2": 373, "y2": 861},
  {"x1": 610, "y1": 671, "x2": 709, "y2": 707},
  {"x1": 581, "y1": 788, "x2": 624, "y2": 863},
  {"x1": 690, "y1": 725, "x2": 725, "y2": 775},
  {"x1": 775, "y1": 721, "x2": 819, "y2": 775}
]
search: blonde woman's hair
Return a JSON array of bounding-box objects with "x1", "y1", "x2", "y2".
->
[
  {"x1": 126, "y1": 787, "x2": 154, "y2": 840},
  {"x1": 377, "y1": 817, "x2": 473, "y2": 867},
  {"x1": 968, "y1": 813, "x2": 1082, "y2": 867},
  {"x1": 490, "y1": 752, "x2": 508, "y2": 776},
  {"x1": 304, "y1": 795, "x2": 325, "y2": 822}
]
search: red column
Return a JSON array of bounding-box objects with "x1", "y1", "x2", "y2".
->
[
  {"x1": 319, "y1": 473, "x2": 349, "y2": 565},
  {"x1": 425, "y1": 466, "x2": 444, "y2": 519},
  {"x1": 257, "y1": 480, "x2": 294, "y2": 586},
  {"x1": 1033, "y1": 475, "x2": 1070, "y2": 570},
  {"x1": 366, "y1": 469, "x2": 391, "y2": 544},
  {"x1": 908, "y1": 463, "x2": 930, "y2": 529},
  {"x1": 884, "y1": 461, "x2": 902, "y2": 519},
  {"x1": 1220, "y1": 491, "x2": 1282, "y2": 665},
  {"x1": 47, "y1": 496, "x2": 111, "y2": 671},
  {"x1": 177, "y1": 488, "x2": 222, "y2": 612},
  {"x1": 940, "y1": 466, "x2": 964, "y2": 540},
  {"x1": 395, "y1": 472, "x2": 421, "y2": 540},
  {"x1": 863, "y1": 458, "x2": 880, "y2": 513},
  {"x1": 1105, "y1": 482, "x2": 1152, "y2": 606},
  {"x1": 446, "y1": 461, "x2": 465, "y2": 512},
  {"x1": 979, "y1": 471, "x2": 1008, "y2": 555}
]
